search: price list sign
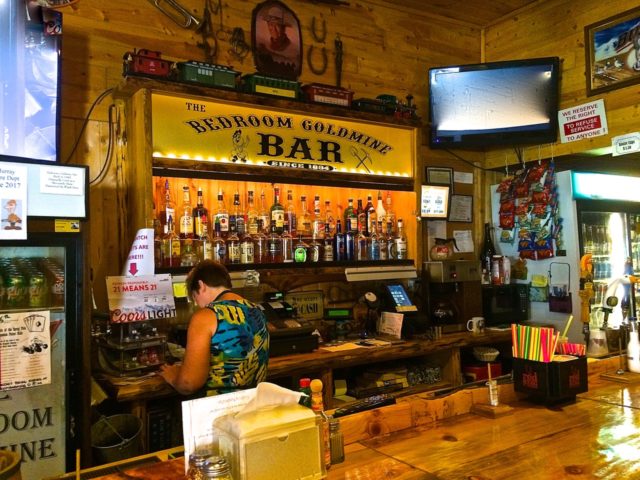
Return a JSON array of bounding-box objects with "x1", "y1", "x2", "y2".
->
[{"x1": 0, "y1": 163, "x2": 28, "y2": 239}]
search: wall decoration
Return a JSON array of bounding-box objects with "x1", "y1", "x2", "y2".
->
[
  {"x1": 252, "y1": 0, "x2": 302, "y2": 80},
  {"x1": 448, "y1": 195, "x2": 473, "y2": 223},
  {"x1": 585, "y1": 7, "x2": 640, "y2": 96},
  {"x1": 425, "y1": 167, "x2": 453, "y2": 188}
]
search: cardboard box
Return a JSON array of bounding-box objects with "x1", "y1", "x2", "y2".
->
[{"x1": 513, "y1": 356, "x2": 588, "y2": 403}]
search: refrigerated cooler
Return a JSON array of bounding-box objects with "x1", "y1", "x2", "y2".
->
[{"x1": 0, "y1": 158, "x2": 89, "y2": 479}]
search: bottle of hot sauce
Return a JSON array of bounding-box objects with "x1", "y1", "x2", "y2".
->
[{"x1": 310, "y1": 379, "x2": 332, "y2": 470}]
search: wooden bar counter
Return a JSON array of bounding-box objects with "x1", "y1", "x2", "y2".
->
[{"x1": 71, "y1": 357, "x2": 640, "y2": 480}]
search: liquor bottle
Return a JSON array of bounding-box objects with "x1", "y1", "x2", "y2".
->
[
  {"x1": 375, "y1": 191, "x2": 386, "y2": 224},
  {"x1": 324, "y1": 200, "x2": 336, "y2": 236},
  {"x1": 298, "y1": 377, "x2": 312, "y2": 408},
  {"x1": 334, "y1": 219, "x2": 345, "y2": 261},
  {"x1": 322, "y1": 222, "x2": 334, "y2": 262},
  {"x1": 253, "y1": 218, "x2": 268, "y2": 264},
  {"x1": 356, "y1": 199, "x2": 366, "y2": 237},
  {"x1": 212, "y1": 222, "x2": 227, "y2": 263},
  {"x1": 377, "y1": 220, "x2": 388, "y2": 260},
  {"x1": 200, "y1": 222, "x2": 213, "y2": 260},
  {"x1": 258, "y1": 190, "x2": 270, "y2": 234},
  {"x1": 344, "y1": 198, "x2": 357, "y2": 233},
  {"x1": 393, "y1": 218, "x2": 408, "y2": 259},
  {"x1": 267, "y1": 231, "x2": 282, "y2": 263},
  {"x1": 345, "y1": 224, "x2": 355, "y2": 261},
  {"x1": 181, "y1": 239, "x2": 198, "y2": 267},
  {"x1": 153, "y1": 218, "x2": 163, "y2": 268},
  {"x1": 214, "y1": 190, "x2": 229, "y2": 238},
  {"x1": 364, "y1": 194, "x2": 376, "y2": 237},
  {"x1": 310, "y1": 379, "x2": 332, "y2": 470},
  {"x1": 193, "y1": 187, "x2": 209, "y2": 239},
  {"x1": 246, "y1": 190, "x2": 259, "y2": 235},
  {"x1": 226, "y1": 229, "x2": 241, "y2": 264},
  {"x1": 385, "y1": 191, "x2": 396, "y2": 231},
  {"x1": 281, "y1": 222, "x2": 294, "y2": 262},
  {"x1": 179, "y1": 185, "x2": 194, "y2": 239},
  {"x1": 368, "y1": 221, "x2": 380, "y2": 260},
  {"x1": 285, "y1": 189, "x2": 297, "y2": 237},
  {"x1": 309, "y1": 231, "x2": 321, "y2": 263},
  {"x1": 385, "y1": 221, "x2": 394, "y2": 259},
  {"x1": 355, "y1": 219, "x2": 368, "y2": 261},
  {"x1": 270, "y1": 186, "x2": 285, "y2": 235},
  {"x1": 229, "y1": 192, "x2": 245, "y2": 235},
  {"x1": 312, "y1": 195, "x2": 325, "y2": 240},
  {"x1": 240, "y1": 230, "x2": 255, "y2": 264},
  {"x1": 159, "y1": 179, "x2": 176, "y2": 231},
  {"x1": 480, "y1": 222, "x2": 496, "y2": 282},
  {"x1": 298, "y1": 195, "x2": 312, "y2": 238},
  {"x1": 161, "y1": 215, "x2": 181, "y2": 267},
  {"x1": 294, "y1": 235, "x2": 309, "y2": 263}
]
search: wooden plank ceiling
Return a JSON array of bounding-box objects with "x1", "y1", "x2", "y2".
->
[{"x1": 376, "y1": 0, "x2": 541, "y2": 27}]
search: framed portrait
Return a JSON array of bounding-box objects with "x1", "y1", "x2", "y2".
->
[
  {"x1": 448, "y1": 194, "x2": 473, "y2": 223},
  {"x1": 252, "y1": 0, "x2": 302, "y2": 80},
  {"x1": 425, "y1": 166, "x2": 453, "y2": 188},
  {"x1": 585, "y1": 7, "x2": 640, "y2": 96}
]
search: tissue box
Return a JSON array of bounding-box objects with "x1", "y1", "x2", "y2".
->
[{"x1": 216, "y1": 403, "x2": 325, "y2": 480}]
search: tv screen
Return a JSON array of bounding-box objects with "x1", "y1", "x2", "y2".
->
[
  {"x1": 429, "y1": 57, "x2": 560, "y2": 149},
  {"x1": 0, "y1": 2, "x2": 62, "y2": 162}
]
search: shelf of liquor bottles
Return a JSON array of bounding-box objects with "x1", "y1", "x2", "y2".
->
[{"x1": 152, "y1": 175, "x2": 417, "y2": 270}]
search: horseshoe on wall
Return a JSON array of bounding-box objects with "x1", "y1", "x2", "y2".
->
[
  {"x1": 307, "y1": 45, "x2": 328, "y2": 75},
  {"x1": 311, "y1": 16, "x2": 327, "y2": 43}
]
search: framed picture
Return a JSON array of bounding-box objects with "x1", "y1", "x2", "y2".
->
[
  {"x1": 585, "y1": 7, "x2": 640, "y2": 96},
  {"x1": 425, "y1": 166, "x2": 453, "y2": 187},
  {"x1": 252, "y1": 0, "x2": 302, "y2": 80},
  {"x1": 448, "y1": 194, "x2": 473, "y2": 223}
]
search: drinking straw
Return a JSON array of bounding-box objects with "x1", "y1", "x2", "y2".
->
[
  {"x1": 561, "y1": 315, "x2": 574, "y2": 339},
  {"x1": 487, "y1": 362, "x2": 492, "y2": 381},
  {"x1": 76, "y1": 449, "x2": 80, "y2": 480}
]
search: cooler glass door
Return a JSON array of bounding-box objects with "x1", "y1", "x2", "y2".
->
[
  {"x1": 579, "y1": 210, "x2": 628, "y2": 326},
  {"x1": 0, "y1": 245, "x2": 68, "y2": 479}
]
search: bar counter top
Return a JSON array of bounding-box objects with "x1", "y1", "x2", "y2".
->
[{"x1": 78, "y1": 357, "x2": 640, "y2": 479}]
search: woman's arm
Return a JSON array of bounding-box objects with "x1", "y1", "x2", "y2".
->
[{"x1": 159, "y1": 308, "x2": 216, "y2": 395}]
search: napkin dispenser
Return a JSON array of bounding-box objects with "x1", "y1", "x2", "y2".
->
[{"x1": 215, "y1": 403, "x2": 325, "y2": 480}]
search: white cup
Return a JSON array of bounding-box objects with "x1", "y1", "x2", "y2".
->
[{"x1": 466, "y1": 316, "x2": 485, "y2": 334}]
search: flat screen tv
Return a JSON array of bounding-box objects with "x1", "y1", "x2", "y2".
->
[
  {"x1": 428, "y1": 57, "x2": 560, "y2": 149},
  {"x1": 0, "y1": 2, "x2": 62, "y2": 162}
]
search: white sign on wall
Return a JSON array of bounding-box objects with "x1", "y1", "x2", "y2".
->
[
  {"x1": 558, "y1": 99, "x2": 608, "y2": 143},
  {"x1": 612, "y1": 132, "x2": 640, "y2": 156}
]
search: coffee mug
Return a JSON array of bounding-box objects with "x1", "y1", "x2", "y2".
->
[{"x1": 467, "y1": 316, "x2": 485, "y2": 334}]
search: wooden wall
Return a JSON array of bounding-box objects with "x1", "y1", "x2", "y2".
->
[
  {"x1": 483, "y1": 0, "x2": 640, "y2": 168},
  {"x1": 57, "y1": 0, "x2": 481, "y2": 309}
]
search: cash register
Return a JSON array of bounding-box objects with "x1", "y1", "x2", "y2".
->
[
  {"x1": 381, "y1": 283, "x2": 429, "y2": 339},
  {"x1": 261, "y1": 292, "x2": 319, "y2": 356}
]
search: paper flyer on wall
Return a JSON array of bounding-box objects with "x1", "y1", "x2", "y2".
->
[
  {"x1": 105, "y1": 274, "x2": 175, "y2": 323},
  {"x1": 0, "y1": 311, "x2": 51, "y2": 391},
  {"x1": 0, "y1": 162, "x2": 28, "y2": 239}
]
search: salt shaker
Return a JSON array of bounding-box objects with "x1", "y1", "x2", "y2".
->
[
  {"x1": 202, "y1": 456, "x2": 234, "y2": 480},
  {"x1": 187, "y1": 449, "x2": 214, "y2": 480},
  {"x1": 329, "y1": 417, "x2": 345, "y2": 464}
]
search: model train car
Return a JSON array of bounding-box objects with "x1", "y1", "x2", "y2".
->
[{"x1": 121, "y1": 48, "x2": 417, "y2": 118}]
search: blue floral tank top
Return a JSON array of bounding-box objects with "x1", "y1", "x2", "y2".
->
[{"x1": 205, "y1": 298, "x2": 269, "y2": 394}]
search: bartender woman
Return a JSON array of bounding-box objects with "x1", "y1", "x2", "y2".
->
[{"x1": 159, "y1": 260, "x2": 270, "y2": 395}]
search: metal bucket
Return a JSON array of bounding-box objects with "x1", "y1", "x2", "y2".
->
[
  {"x1": 91, "y1": 414, "x2": 142, "y2": 465},
  {"x1": 0, "y1": 450, "x2": 21, "y2": 480}
]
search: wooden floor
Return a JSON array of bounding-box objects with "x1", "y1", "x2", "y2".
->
[{"x1": 65, "y1": 365, "x2": 640, "y2": 480}]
